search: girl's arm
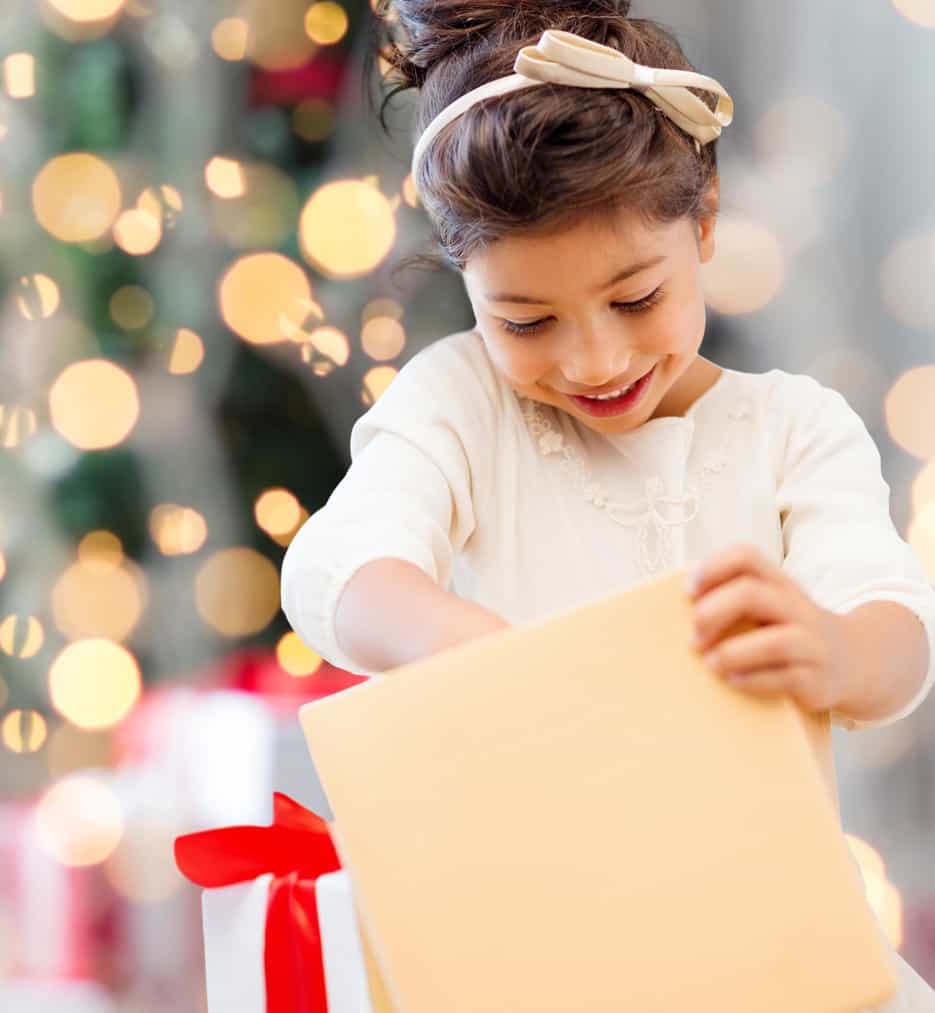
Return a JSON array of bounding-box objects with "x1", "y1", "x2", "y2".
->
[{"x1": 334, "y1": 558, "x2": 510, "y2": 673}]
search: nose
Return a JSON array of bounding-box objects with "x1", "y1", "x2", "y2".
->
[{"x1": 561, "y1": 325, "x2": 632, "y2": 388}]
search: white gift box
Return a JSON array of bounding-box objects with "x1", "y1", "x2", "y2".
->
[{"x1": 200, "y1": 869, "x2": 373, "y2": 1013}]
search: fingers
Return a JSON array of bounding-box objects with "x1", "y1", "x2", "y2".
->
[
  {"x1": 687, "y1": 543, "x2": 785, "y2": 601},
  {"x1": 702, "y1": 625, "x2": 805, "y2": 676},
  {"x1": 692, "y1": 578, "x2": 788, "y2": 653}
]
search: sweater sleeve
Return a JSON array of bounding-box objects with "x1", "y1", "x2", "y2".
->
[
  {"x1": 280, "y1": 333, "x2": 496, "y2": 675},
  {"x1": 772, "y1": 372, "x2": 935, "y2": 731}
]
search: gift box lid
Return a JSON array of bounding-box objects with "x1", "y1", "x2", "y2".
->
[{"x1": 300, "y1": 568, "x2": 899, "y2": 1013}]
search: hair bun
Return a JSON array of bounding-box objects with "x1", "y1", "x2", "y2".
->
[{"x1": 377, "y1": 0, "x2": 633, "y2": 89}]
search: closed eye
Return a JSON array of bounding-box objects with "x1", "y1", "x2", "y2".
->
[{"x1": 501, "y1": 286, "x2": 664, "y2": 337}]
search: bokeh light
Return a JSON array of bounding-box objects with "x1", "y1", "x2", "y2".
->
[
  {"x1": 110, "y1": 284, "x2": 155, "y2": 330},
  {"x1": 304, "y1": 2, "x2": 349, "y2": 44},
  {"x1": 47, "y1": 0, "x2": 128, "y2": 21},
  {"x1": 49, "y1": 359, "x2": 140, "y2": 450},
  {"x1": 0, "y1": 404, "x2": 39, "y2": 447},
  {"x1": 15, "y1": 273, "x2": 61, "y2": 320},
  {"x1": 884, "y1": 366, "x2": 935, "y2": 460},
  {"x1": 137, "y1": 183, "x2": 183, "y2": 228},
  {"x1": 32, "y1": 153, "x2": 122, "y2": 243},
  {"x1": 5, "y1": 53, "x2": 36, "y2": 99},
  {"x1": 195, "y1": 548, "x2": 280, "y2": 636},
  {"x1": 276, "y1": 631, "x2": 323, "y2": 677},
  {"x1": 300, "y1": 326, "x2": 350, "y2": 376},
  {"x1": 362, "y1": 365, "x2": 398, "y2": 406},
  {"x1": 168, "y1": 328, "x2": 205, "y2": 375},
  {"x1": 701, "y1": 218, "x2": 785, "y2": 315},
  {"x1": 78, "y1": 529, "x2": 123, "y2": 567},
  {"x1": 2, "y1": 710, "x2": 48, "y2": 753},
  {"x1": 149, "y1": 504, "x2": 208, "y2": 555},
  {"x1": 49, "y1": 639, "x2": 142, "y2": 730},
  {"x1": 219, "y1": 253, "x2": 313, "y2": 345},
  {"x1": 241, "y1": 0, "x2": 317, "y2": 70},
  {"x1": 52, "y1": 553, "x2": 146, "y2": 642},
  {"x1": 205, "y1": 157, "x2": 246, "y2": 199},
  {"x1": 212, "y1": 17, "x2": 250, "y2": 61},
  {"x1": 361, "y1": 316, "x2": 406, "y2": 361},
  {"x1": 0, "y1": 614, "x2": 45, "y2": 659},
  {"x1": 35, "y1": 774, "x2": 124, "y2": 867},
  {"x1": 401, "y1": 174, "x2": 419, "y2": 208},
  {"x1": 255, "y1": 488, "x2": 302, "y2": 536},
  {"x1": 299, "y1": 179, "x2": 397, "y2": 279},
  {"x1": 293, "y1": 99, "x2": 336, "y2": 142},
  {"x1": 880, "y1": 230, "x2": 935, "y2": 330},
  {"x1": 891, "y1": 0, "x2": 935, "y2": 27},
  {"x1": 113, "y1": 207, "x2": 162, "y2": 255}
]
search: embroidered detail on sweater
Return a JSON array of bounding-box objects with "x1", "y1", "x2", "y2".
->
[{"x1": 520, "y1": 399, "x2": 699, "y2": 574}]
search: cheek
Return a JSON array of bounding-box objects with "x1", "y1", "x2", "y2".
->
[{"x1": 482, "y1": 331, "x2": 552, "y2": 384}]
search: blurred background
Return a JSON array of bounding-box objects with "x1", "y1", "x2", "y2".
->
[{"x1": 0, "y1": 0, "x2": 933, "y2": 1008}]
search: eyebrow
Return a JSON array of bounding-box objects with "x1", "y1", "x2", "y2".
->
[{"x1": 485, "y1": 255, "x2": 667, "y2": 305}]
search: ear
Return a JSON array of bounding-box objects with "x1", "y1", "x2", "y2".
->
[{"x1": 697, "y1": 177, "x2": 720, "y2": 264}]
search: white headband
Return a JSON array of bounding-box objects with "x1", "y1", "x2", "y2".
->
[{"x1": 411, "y1": 29, "x2": 734, "y2": 191}]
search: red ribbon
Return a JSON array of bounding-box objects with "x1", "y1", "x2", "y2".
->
[{"x1": 175, "y1": 793, "x2": 342, "y2": 1013}]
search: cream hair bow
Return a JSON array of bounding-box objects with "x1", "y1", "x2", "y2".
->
[{"x1": 411, "y1": 29, "x2": 734, "y2": 186}]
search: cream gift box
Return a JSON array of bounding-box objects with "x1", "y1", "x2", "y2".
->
[{"x1": 300, "y1": 568, "x2": 899, "y2": 1013}]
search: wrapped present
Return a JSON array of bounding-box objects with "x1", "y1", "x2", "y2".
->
[
  {"x1": 300, "y1": 568, "x2": 903, "y2": 1013},
  {"x1": 0, "y1": 800, "x2": 119, "y2": 984},
  {"x1": 175, "y1": 792, "x2": 390, "y2": 1013}
]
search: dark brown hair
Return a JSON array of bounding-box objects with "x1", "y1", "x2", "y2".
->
[{"x1": 371, "y1": 1, "x2": 721, "y2": 268}]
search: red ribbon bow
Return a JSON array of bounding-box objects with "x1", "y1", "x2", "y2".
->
[{"x1": 175, "y1": 793, "x2": 341, "y2": 1013}]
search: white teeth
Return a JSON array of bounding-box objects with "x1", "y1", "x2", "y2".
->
[{"x1": 589, "y1": 384, "x2": 634, "y2": 401}]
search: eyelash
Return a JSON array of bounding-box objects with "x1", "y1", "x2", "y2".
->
[{"x1": 501, "y1": 287, "x2": 665, "y2": 337}]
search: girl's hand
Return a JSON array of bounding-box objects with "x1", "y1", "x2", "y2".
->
[{"x1": 686, "y1": 543, "x2": 852, "y2": 715}]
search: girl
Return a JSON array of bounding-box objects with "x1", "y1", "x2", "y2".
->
[{"x1": 282, "y1": 2, "x2": 935, "y2": 1006}]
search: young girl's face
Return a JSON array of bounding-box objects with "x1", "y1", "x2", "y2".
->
[{"x1": 462, "y1": 200, "x2": 718, "y2": 436}]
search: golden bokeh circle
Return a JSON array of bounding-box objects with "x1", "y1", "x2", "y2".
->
[
  {"x1": 49, "y1": 359, "x2": 140, "y2": 450},
  {"x1": 299, "y1": 179, "x2": 396, "y2": 279},
  {"x1": 293, "y1": 99, "x2": 336, "y2": 142},
  {"x1": 46, "y1": 0, "x2": 127, "y2": 21},
  {"x1": 884, "y1": 366, "x2": 935, "y2": 460},
  {"x1": 219, "y1": 253, "x2": 313, "y2": 345},
  {"x1": 304, "y1": 2, "x2": 349, "y2": 44},
  {"x1": 33, "y1": 153, "x2": 122, "y2": 243},
  {"x1": 137, "y1": 183, "x2": 183, "y2": 228},
  {"x1": 78, "y1": 530, "x2": 123, "y2": 570},
  {"x1": 150, "y1": 504, "x2": 208, "y2": 556},
  {"x1": 362, "y1": 365, "x2": 398, "y2": 406},
  {"x1": 16, "y1": 273, "x2": 61, "y2": 320},
  {"x1": 168, "y1": 329, "x2": 205, "y2": 375},
  {"x1": 0, "y1": 614, "x2": 45, "y2": 659},
  {"x1": 880, "y1": 231, "x2": 935, "y2": 331},
  {"x1": 52, "y1": 556, "x2": 146, "y2": 642},
  {"x1": 212, "y1": 17, "x2": 250, "y2": 61},
  {"x1": 276, "y1": 631, "x2": 323, "y2": 677},
  {"x1": 361, "y1": 316, "x2": 406, "y2": 361},
  {"x1": 255, "y1": 488, "x2": 302, "y2": 536},
  {"x1": 195, "y1": 548, "x2": 280, "y2": 636},
  {"x1": 2, "y1": 710, "x2": 48, "y2": 753},
  {"x1": 912, "y1": 459, "x2": 935, "y2": 515},
  {"x1": 49, "y1": 639, "x2": 142, "y2": 730},
  {"x1": 113, "y1": 208, "x2": 162, "y2": 255},
  {"x1": 701, "y1": 218, "x2": 785, "y2": 315}
]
